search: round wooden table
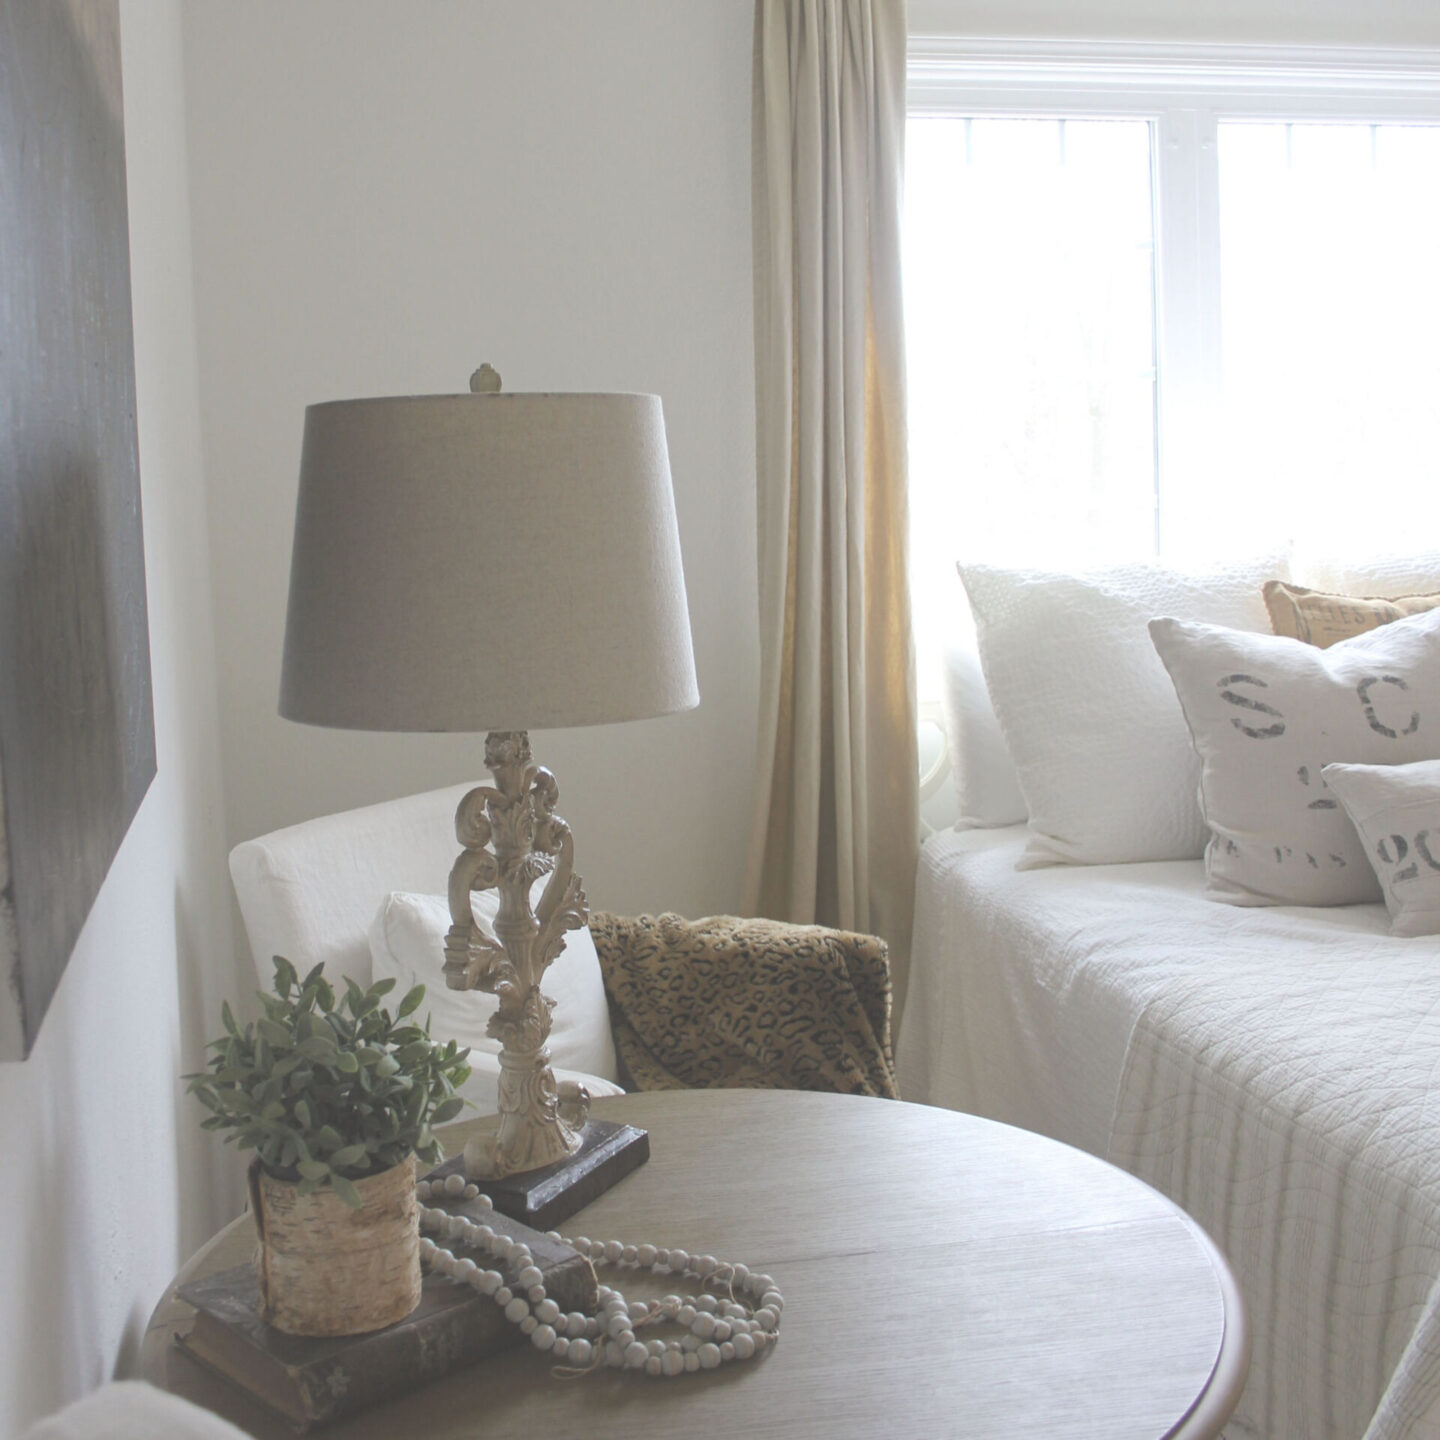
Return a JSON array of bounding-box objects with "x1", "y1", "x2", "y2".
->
[{"x1": 143, "y1": 1091, "x2": 1247, "y2": 1438}]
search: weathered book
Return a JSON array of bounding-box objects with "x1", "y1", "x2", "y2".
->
[{"x1": 175, "y1": 1201, "x2": 595, "y2": 1433}]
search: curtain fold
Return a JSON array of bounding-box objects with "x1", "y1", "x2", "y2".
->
[{"x1": 745, "y1": 0, "x2": 917, "y2": 1016}]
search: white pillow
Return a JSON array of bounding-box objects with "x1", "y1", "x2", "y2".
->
[
  {"x1": 1291, "y1": 548, "x2": 1440, "y2": 599},
  {"x1": 960, "y1": 557, "x2": 1280, "y2": 867},
  {"x1": 1149, "y1": 607, "x2": 1440, "y2": 906},
  {"x1": 367, "y1": 891, "x2": 621, "y2": 1115},
  {"x1": 1323, "y1": 759, "x2": 1440, "y2": 937},
  {"x1": 939, "y1": 635, "x2": 1027, "y2": 828}
]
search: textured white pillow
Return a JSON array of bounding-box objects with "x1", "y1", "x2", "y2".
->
[
  {"x1": 1150, "y1": 607, "x2": 1440, "y2": 906},
  {"x1": 368, "y1": 891, "x2": 620, "y2": 1105},
  {"x1": 1291, "y1": 549, "x2": 1440, "y2": 599},
  {"x1": 939, "y1": 635, "x2": 1027, "y2": 828},
  {"x1": 960, "y1": 557, "x2": 1280, "y2": 866},
  {"x1": 1323, "y1": 759, "x2": 1440, "y2": 936}
]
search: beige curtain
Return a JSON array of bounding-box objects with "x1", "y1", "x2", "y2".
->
[{"x1": 745, "y1": 0, "x2": 918, "y2": 1016}]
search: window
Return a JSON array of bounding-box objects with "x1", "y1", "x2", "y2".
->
[
  {"x1": 1213, "y1": 120, "x2": 1440, "y2": 555},
  {"x1": 906, "y1": 114, "x2": 1159, "y2": 578},
  {"x1": 905, "y1": 41, "x2": 1440, "y2": 699}
]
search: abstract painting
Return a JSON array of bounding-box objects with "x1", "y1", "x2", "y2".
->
[{"x1": 0, "y1": 0, "x2": 156, "y2": 1059}]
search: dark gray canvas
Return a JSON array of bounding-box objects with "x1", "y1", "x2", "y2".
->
[{"x1": 0, "y1": 0, "x2": 156, "y2": 1059}]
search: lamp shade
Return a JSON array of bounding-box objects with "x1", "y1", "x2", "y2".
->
[{"x1": 279, "y1": 391, "x2": 698, "y2": 732}]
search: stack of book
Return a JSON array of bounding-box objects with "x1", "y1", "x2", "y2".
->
[{"x1": 176, "y1": 1193, "x2": 595, "y2": 1432}]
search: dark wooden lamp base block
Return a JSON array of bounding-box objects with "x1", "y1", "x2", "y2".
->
[{"x1": 423, "y1": 1120, "x2": 650, "y2": 1231}]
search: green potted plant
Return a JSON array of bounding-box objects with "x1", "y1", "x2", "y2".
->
[{"x1": 186, "y1": 956, "x2": 471, "y2": 1336}]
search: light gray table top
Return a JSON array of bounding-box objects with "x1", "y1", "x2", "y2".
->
[{"x1": 143, "y1": 1090, "x2": 1247, "y2": 1438}]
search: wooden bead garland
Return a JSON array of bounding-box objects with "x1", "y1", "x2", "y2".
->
[{"x1": 414, "y1": 1176, "x2": 782, "y2": 1377}]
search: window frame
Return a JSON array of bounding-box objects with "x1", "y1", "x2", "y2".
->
[{"x1": 905, "y1": 38, "x2": 1440, "y2": 553}]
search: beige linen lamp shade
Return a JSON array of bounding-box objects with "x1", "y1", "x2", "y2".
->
[{"x1": 279, "y1": 391, "x2": 698, "y2": 732}]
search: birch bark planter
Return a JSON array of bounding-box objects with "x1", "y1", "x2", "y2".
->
[{"x1": 249, "y1": 1154, "x2": 421, "y2": 1336}]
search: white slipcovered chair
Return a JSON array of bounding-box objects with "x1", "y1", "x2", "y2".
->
[
  {"x1": 228, "y1": 783, "x2": 625, "y2": 1117},
  {"x1": 22, "y1": 1382, "x2": 249, "y2": 1439}
]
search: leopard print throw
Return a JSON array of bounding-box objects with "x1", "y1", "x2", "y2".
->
[{"x1": 587, "y1": 912, "x2": 898, "y2": 1099}]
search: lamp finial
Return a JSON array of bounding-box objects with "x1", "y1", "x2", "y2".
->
[{"x1": 469, "y1": 364, "x2": 502, "y2": 394}]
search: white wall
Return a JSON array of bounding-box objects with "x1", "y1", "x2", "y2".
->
[
  {"x1": 910, "y1": 0, "x2": 1440, "y2": 45},
  {"x1": 181, "y1": 0, "x2": 759, "y2": 924},
  {"x1": 0, "y1": 4, "x2": 243, "y2": 1433}
]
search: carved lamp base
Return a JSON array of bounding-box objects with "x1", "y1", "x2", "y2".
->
[
  {"x1": 441, "y1": 731, "x2": 645, "y2": 1208},
  {"x1": 462, "y1": 1043, "x2": 590, "y2": 1180}
]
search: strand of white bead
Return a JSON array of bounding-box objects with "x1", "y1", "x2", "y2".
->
[{"x1": 413, "y1": 1176, "x2": 781, "y2": 1379}]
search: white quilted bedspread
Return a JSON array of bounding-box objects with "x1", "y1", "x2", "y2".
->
[{"x1": 898, "y1": 827, "x2": 1440, "y2": 1440}]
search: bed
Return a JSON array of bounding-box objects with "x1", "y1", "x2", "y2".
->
[{"x1": 898, "y1": 825, "x2": 1440, "y2": 1440}]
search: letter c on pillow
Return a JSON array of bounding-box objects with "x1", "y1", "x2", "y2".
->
[{"x1": 1356, "y1": 675, "x2": 1420, "y2": 740}]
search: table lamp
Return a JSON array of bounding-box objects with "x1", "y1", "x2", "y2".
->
[{"x1": 278, "y1": 366, "x2": 697, "y2": 1213}]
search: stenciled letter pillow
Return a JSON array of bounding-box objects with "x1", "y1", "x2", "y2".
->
[
  {"x1": 1263, "y1": 579, "x2": 1440, "y2": 649},
  {"x1": 1149, "y1": 606, "x2": 1440, "y2": 905},
  {"x1": 960, "y1": 557, "x2": 1280, "y2": 866},
  {"x1": 368, "y1": 891, "x2": 621, "y2": 1114},
  {"x1": 1322, "y1": 758, "x2": 1440, "y2": 936}
]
